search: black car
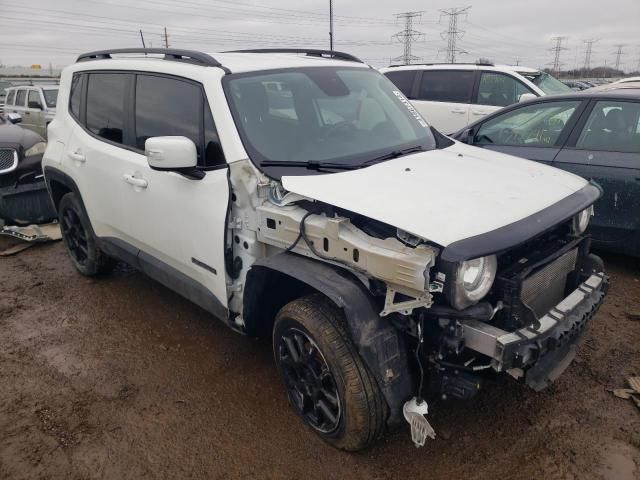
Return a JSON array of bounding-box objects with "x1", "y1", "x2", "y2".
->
[
  {"x1": 0, "y1": 113, "x2": 56, "y2": 224},
  {"x1": 453, "y1": 87, "x2": 640, "y2": 256}
]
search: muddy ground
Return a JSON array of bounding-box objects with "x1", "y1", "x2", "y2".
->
[{"x1": 0, "y1": 240, "x2": 638, "y2": 480}]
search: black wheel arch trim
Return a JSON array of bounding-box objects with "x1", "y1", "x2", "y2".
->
[
  {"x1": 246, "y1": 251, "x2": 413, "y2": 427},
  {"x1": 441, "y1": 181, "x2": 603, "y2": 262}
]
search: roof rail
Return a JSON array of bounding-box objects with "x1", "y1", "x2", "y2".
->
[
  {"x1": 76, "y1": 48, "x2": 230, "y2": 72},
  {"x1": 388, "y1": 61, "x2": 494, "y2": 68},
  {"x1": 225, "y1": 48, "x2": 364, "y2": 64}
]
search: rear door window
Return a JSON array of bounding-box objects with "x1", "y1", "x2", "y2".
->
[
  {"x1": 15, "y1": 89, "x2": 26, "y2": 107},
  {"x1": 86, "y1": 73, "x2": 128, "y2": 144},
  {"x1": 69, "y1": 73, "x2": 84, "y2": 120},
  {"x1": 477, "y1": 72, "x2": 534, "y2": 107},
  {"x1": 417, "y1": 70, "x2": 474, "y2": 103},
  {"x1": 576, "y1": 101, "x2": 640, "y2": 154},
  {"x1": 384, "y1": 70, "x2": 417, "y2": 97}
]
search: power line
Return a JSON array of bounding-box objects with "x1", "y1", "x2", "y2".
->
[
  {"x1": 583, "y1": 38, "x2": 598, "y2": 70},
  {"x1": 439, "y1": 6, "x2": 471, "y2": 63},
  {"x1": 548, "y1": 36, "x2": 568, "y2": 74},
  {"x1": 391, "y1": 11, "x2": 425, "y2": 65},
  {"x1": 613, "y1": 44, "x2": 625, "y2": 70}
]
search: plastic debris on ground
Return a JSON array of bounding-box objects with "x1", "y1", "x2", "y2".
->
[
  {"x1": 0, "y1": 222, "x2": 61, "y2": 256},
  {"x1": 609, "y1": 377, "x2": 640, "y2": 411}
]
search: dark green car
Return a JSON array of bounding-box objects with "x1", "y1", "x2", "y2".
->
[{"x1": 453, "y1": 86, "x2": 640, "y2": 256}]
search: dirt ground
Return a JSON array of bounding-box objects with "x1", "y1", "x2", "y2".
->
[{"x1": 0, "y1": 239, "x2": 638, "y2": 480}]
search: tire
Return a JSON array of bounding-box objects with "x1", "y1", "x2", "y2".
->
[
  {"x1": 58, "y1": 192, "x2": 116, "y2": 276},
  {"x1": 273, "y1": 294, "x2": 387, "y2": 451}
]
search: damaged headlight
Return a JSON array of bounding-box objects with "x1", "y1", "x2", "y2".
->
[
  {"x1": 451, "y1": 255, "x2": 497, "y2": 310},
  {"x1": 572, "y1": 206, "x2": 593, "y2": 235}
]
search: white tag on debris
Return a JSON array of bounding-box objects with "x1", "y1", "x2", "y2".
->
[{"x1": 403, "y1": 397, "x2": 436, "y2": 447}]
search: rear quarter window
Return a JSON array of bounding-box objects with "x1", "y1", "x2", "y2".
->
[{"x1": 384, "y1": 70, "x2": 417, "y2": 97}]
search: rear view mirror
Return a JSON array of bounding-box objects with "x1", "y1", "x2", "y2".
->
[
  {"x1": 28, "y1": 101, "x2": 43, "y2": 110},
  {"x1": 7, "y1": 113, "x2": 22, "y2": 124},
  {"x1": 518, "y1": 93, "x2": 537, "y2": 103},
  {"x1": 145, "y1": 136, "x2": 198, "y2": 170}
]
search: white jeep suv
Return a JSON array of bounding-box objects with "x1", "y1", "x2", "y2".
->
[
  {"x1": 380, "y1": 63, "x2": 571, "y2": 134},
  {"x1": 43, "y1": 48, "x2": 607, "y2": 451}
]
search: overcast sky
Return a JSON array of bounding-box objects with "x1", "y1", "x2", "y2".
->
[{"x1": 1, "y1": 0, "x2": 639, "y2": 71}]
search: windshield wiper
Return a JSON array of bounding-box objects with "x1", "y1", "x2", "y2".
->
[
  {"x1": 260, "y1": 145, "x2": 427, "y2": 171},
  {"x1": 260, "y1": 160, "x2": 359, "y2": 171},
  {"x1": 355, "y1": 145, "x2": 427, "y2": 168}
]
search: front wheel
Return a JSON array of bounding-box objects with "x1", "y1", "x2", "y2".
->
[{"x1": 273, "y1": 294, "x2": 387, "y2": 451}]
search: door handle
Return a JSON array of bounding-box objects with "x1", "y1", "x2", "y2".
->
[
  {"x1": 451, "y1": 109, "x2": 466, "y2": 114},
  {"x1": 123, "y1": 174, "x2": 148, "y2": 189},
  {"x1": 67, "y1": 150, "x2": 86, "y2": 163},
  {"x1": 471, "y1": 110, "x2": 490, "y2": 116}
]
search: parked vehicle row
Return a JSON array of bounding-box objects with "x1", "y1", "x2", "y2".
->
[
  {"x1": 451, "y1": 87, "x2": 640, "y2": 256},
  {"x1": 380, "y1": 63, "x2": 571, "y2": 133},
  {"x1": 42, "y1": 48, "x2": 607, "y2": 451},
  {"x1": 4, "y1": 85, "x2": 58, "y2": 139}
]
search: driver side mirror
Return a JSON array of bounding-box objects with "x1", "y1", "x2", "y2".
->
[
  {"x1": 460, "y1": 127, "x2": 475, "y2": 144},
  {"x1": 7, "y1": 113, "x2": 22, "y2": 124},
  {"x1": 145, "y1": 136, "x2": 198, "y2": 170},
  {"x1": 518, "y1": 93, "x2": 537, "y2": 103}
]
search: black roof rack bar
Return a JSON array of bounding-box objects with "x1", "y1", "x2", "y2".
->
[
  {"x1": 76, "y1": 48, "x2": 230, "y2": 72},
  {"x1": 225, "y1": 48, "x2": 364, "y2": 64},
  {"x1": 388, "y1": 61, "x2": 495, "y2": 68}
]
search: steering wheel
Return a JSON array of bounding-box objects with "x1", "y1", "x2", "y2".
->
[
  {"x1": 499, "y1": 127, "x2": 523, "y2": 145},
  {"x1": 320, "y1": 121, "x2": 357, "y2": 140}
]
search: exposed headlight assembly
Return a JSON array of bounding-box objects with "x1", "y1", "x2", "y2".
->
[
  {"x1": 25, "y1": 142, "x2": 47, "y2": 157},
  {"x1": 573, "y1": 206, "x2": 593, "y2": 234},
  {"x1": 450, "y1": 255, "x2": 497, "y2": 310}
]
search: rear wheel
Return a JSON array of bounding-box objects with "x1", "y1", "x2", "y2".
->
[
  {"x1": 273, "y1": 294, "x2": 387, "y2": 451},
  {"x1": 58, "y1": 193, "x2": 115, "y2": 276}
]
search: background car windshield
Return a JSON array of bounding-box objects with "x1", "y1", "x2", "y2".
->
[
  {"x1": 43, "y1": 88, "x2": 58, "y2": 108},
  {"x1": 225, "y1": 67, "x2": 436, "y2": 171},
  {"x1": 523, "y1": 72, "x2": 571, "y2": 95}
]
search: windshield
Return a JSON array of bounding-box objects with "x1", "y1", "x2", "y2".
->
[
  {"x1": 224, "y1": 67, "x2": 436, "y2": 177},
  {"x1": 43, "y1": 88, "x2": 58, "y2": 108},
  {"x1": 522, "y1": 71, "x2": 571, "y2": 95}
]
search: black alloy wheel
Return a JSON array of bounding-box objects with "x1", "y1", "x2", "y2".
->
[
  {"x1": 61, "y1": 206, "x2": 89, "y2": 266},
  {"x1": 277, "y1": 327, "x2": 342, "y2": 434}
]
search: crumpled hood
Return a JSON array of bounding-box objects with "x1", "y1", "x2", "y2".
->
[{"x1": 282, "y1": 142, "x2": 588, "y2": 249}]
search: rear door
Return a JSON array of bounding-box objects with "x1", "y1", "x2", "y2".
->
[
  {"x1": 471, "y1": 99, "x2": 585, "y2": 165},
  {"x1": 553, "y1": 99, "x2": 640, "y2": 254},
  {"x1": 11, "y1": 89, "x2": 27, "y2": 126},
  {"x1": 471, "y1": 71, "x2": 538, "y2": 122},
  {"x1": 65, "y1": 72, "x2": 134, "y2": 242},
  {"x1": 411, "y1": 69, "x2": 475, "y2": 134}
]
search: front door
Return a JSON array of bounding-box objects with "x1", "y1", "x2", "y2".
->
[
  {"x1": 27, "y1": 90, "x2": 46, "y2": 137},
  {"x1": 118, "y1": 73, "x2": 230, "y2": 311},
  {"x1": 472, "y1": 99, "x2": 584, "y2": 166}
]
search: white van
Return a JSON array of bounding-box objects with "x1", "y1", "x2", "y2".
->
[{"x1": 381, "y1": 63, "x2": 571, "y2": 134}]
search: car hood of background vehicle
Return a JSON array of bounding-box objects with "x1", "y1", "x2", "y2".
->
[
  {"x1": 0, "y1": 120, "x2": 44, "y2": 149},
  {"x1": 281, "y1": 142, "x2": 589, "y2": 250}
]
